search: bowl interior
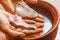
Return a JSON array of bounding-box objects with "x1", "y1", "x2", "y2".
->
[{"x1": 23, "y1": 1, "x2": 58, "y2": 40}]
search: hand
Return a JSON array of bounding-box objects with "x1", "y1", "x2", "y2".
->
[
  {"x1": 15, "y1": 0, "x2": 44, "y2": 34},
  {"x1": 0, "y1": 0, "x2": 44, "y2": 37},
  {"x1": 0, "y1": 10, "x2": 25, "y2": 38},
  {"x1": 21, "y1": 14, "x2": 44, "y2": 34}
]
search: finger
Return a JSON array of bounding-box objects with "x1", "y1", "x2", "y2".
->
[
  {"x1": 9, "y1": 24, "x2": 16, "y2": 31},
  {"x1": 24, "y1": 19, "x2": 36, "y2": 24},
  {"x1": 12, "y1": 0, "x2": 23, "y2": 3},
  {"x1": 22, "y1": 29, "x2": 31, "y2": 34},
  {"x1": 8, "y1": 24, "x2": 25, "y2": 38},
  {"x1": 16, "y1": 28, "x2": 22, "y2": 32},
  {"x1": 35, "y1": 22, "x2": 44, "y2": 28},
  {"x1": 34, "y1": 17, "x2": 44, "y2": 23},
  {"x1": 0, "y1": 0, "x2": 15, "y2": 14},
  {"x1": 38, "y1": 14, "x2": 44, "y2": 19},
  {"x1": 22, "y1": 28, "x2": 42, "y2": 34},
  {"x1": 24, "y1": 0, "x2": 37, "y2": 4},
  {"x1": 0, "y1": 9, "x2": 13, "y2": 17},
  {"x1": 35, "y1": 28, "x2": 43, "y2": 33},
  {"x1": 0, "y1": 13, "x2": 25, "y2": 38}
]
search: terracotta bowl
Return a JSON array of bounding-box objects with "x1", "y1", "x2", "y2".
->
[{"x1": 23, "y1": 1, "x2": 59, "y2": 40}]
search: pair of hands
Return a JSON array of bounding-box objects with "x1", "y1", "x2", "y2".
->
[{"x1": 0, "y1": 0, "x2": 44, "y2": 38}]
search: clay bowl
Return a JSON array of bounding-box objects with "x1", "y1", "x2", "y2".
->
[{"x1": 23, "y1": 1, "x2": 59, "y2": 40}]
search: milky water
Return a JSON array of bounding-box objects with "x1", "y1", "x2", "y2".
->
[
  {"x1": 16, "y1": 1, "x2": 52, "y2": 35},
  {"x1": 42, "y1": 16, "x2": 52, "y2": 34}
]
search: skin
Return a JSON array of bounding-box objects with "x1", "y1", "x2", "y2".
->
[
  {"x1": 24, "y1": 0, "x2": 37, "y2": 4},
  {"x1": 0, "y1": 4, "x2": 5, "y2": 10},
  {"x1": 0, "y1": 10, "x2": 25, "y2": 38},
  {"x1": 0, "y1": 6, "x2": 44, "y2": 34},
  {"x1": 0, "y1": 0, "x2": 44, "y2": 40},
  {"x1": 0, "y1": 0, "x2": 15, "y2": 14},
  {"x1": 0, "y1": 9, "x2": 37, "y2": 30},
  {"x1": 0, "y1": 5, "x2": 25, "y2": 39}
]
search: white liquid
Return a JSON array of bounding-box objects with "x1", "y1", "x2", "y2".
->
[{"x1": 42, "y1": 16, "x2": 52, "y2": 34}]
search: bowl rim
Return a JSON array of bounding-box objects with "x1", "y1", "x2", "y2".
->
[{"x1": 24, "y1": 1, "x2": 59, "y2": 39}]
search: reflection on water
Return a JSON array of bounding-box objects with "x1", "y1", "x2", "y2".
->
[{"x1": 42, "y1": 16, "x2": 52, "y2": 34}]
